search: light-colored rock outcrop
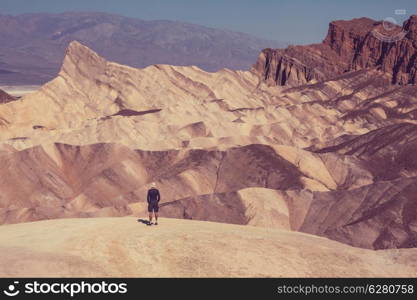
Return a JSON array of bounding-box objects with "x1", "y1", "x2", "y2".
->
[{"x1": 0, "y1": 217, "x2": 416, "y2": 277}]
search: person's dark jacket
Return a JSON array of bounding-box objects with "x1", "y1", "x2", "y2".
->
[{"x1": 147, "y1": 187, "x2": 160, "y2": 204}]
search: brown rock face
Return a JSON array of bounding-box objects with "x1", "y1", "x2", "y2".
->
[
  {"x1": 0, "y1": 89, "x2": 16, "y2": 104},
  {"x1": 297, "y1": 123, "x2": 417, "y2": 249},
  {"x1": 297, "y1": 177, "x2": 417, "y2": 250},
  {"x1": 253, "y1": 15, "x2": 417, "y2": 86},
  {"x1": 252, "y1": 47, "x2": 327, "y2": 86}
]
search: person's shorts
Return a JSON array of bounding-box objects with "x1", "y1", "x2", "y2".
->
[{"x1": 148, "y1": 201, "x2": 159, "y2": 213}]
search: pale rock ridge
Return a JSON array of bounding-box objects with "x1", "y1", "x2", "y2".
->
[{"x1": 0, "y1": 217, "x2": 416, "y2": 277}]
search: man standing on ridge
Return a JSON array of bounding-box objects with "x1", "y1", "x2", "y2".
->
[{"x1": 147, "y1": 182, "x2": 160, "y2": 225}]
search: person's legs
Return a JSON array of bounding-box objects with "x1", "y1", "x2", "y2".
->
[
  {"x1": 148, "y1": 203, "x2": 153, "y2": 224},
  {"x1": 154, "y1": 204, "x2": 159, "y2": 225},
  {"x1": 147, "y1": 202, "x2": 159, "y2": 225}
]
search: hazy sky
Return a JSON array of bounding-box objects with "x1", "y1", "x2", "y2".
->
[{"x1": 1, "y1": 0, "x2": 416, "y2": 44}]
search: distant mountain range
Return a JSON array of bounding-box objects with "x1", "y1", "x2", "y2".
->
[{"x1": 0, "y1": 12, "x2": 285, "y2": 85}]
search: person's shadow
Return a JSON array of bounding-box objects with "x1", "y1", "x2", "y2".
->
[{"x1": 137, "y1": 219, "x2": 151, "y2": 225}]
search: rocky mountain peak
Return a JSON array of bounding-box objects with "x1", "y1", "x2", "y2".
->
[
  {"x1": 59, "y1": 40, "x2": 107, "y2": 80},
  {"x1": 323, "y1": 18, "x2": 377, "y2": 57}
]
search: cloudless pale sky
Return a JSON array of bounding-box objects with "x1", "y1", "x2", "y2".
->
[{"x1": 1, "y1": 0, "x2": 416, "y2": 44}]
